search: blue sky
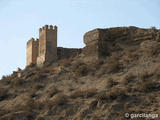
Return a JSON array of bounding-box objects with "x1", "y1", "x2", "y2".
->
[{"x1": 0, "y1": 0, "x2": 160, "y2": 78}]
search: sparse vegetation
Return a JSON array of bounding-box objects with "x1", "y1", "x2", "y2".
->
[
  {"x1": 47, "y1": 93, "x2": 69, "y2": 107},
  {"x1": 1, "y1": 27, "x2": 160, "y2": 119},
  {"x1": 106, "y1": 78, "x2": 116, "y2": 88},
  {"x1": 72, "y1": 61, "x2": 89, "y2": 76},
  {"x1": 95, "y1": 87, "x2": 127, "y2": 102},
  {"x1": 74, "y1": 64, "x2": 88, "y2": 76},
  {"x1": 70, "y1": 88, "x2": 97, "y2": 98},
  {"x1": 25, "y1": 98, "x2": 44, "y2": 111},
  {"x1": 0, "y1": 88, "x2": 8, "y2": 101},
  {"x1": 30, "y1": 72, "x2": 47, "y2": 82},
  {"x1": 11, "y1": 78, "x2": 25, "y2": 87},
  {"x1": 97, "y1": 55, "x2": 121, "y2": 76},
  {"x1": 121, "y1": 72, "x2": 134, "y2": 85},
  {"x1": 47, "y1": 86, "x2": 59, "y2": 98}
]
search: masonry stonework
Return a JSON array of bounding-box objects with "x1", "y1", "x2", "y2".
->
[
  {"x1": 57, "y1": 47, "x2": 81, "y2": 59},
  {"x1": 26, "y1": 25, "x2": 81, "y2": 66},
  {"x1": 37, "y1": 25, "x2": 57, "y2": 65},
  {"x1": 26, "y1": 38, "x2": 39, "y2": 66},
  {"x1": 83, "y1": 26, "x2": 160, "y2": 60},
  {"x1": 27, "y1": 26, "x2": 159, "y2": 66}
]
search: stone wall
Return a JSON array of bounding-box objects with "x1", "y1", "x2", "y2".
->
[
  {"x1": 83, "y1": 26, "x2": 160, "y2": 59},
  {"x1": 37, "y1": 25, "x2": 57, "y2": 65},
  {"x1": 26, "y1": 38, "x2": 39, "y2": 66},
  {"x1": 26, "y1": 25, "x2": 81, "y2": 66},
  {"x1": 83, "y1": 29, "x2": 100, "y2": 60},
  {"x1": 26, "y1": 25, "x2": 160, "y2": 66},
  {"x1": 57, "y1": 47, "x2": 81, "y2": 59}
]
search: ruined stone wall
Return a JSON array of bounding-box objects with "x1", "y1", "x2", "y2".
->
[
  {"x1": 83, "y1": 26, "x2": 160, "y2": 59},
  {"x1": 83, "y1": 29, "x2": 100, "y2": 60},
  {"x1": 26, "y1": 38, "x2": 39, "y2": 66},
  {"x1": 37, "y1": 25, "x2": 57, "y2": 65},
  {"x1": 57, "y1": 47, "x2": 81, "y2": 59}
]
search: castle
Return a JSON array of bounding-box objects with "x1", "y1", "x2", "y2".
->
[
  {"x1": 83, "y1": 26, "x2": 160, "y2": 60},
  {"x1": 27, "y1": 25, "x2": 160, "y2": 66},
  {"x1": 26, "y1": 25, "x2": 81, "y2": 66}
]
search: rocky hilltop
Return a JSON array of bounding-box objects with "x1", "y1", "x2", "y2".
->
[{"x1": 1, "y1": 26, "x2": 160, "y2": 120}]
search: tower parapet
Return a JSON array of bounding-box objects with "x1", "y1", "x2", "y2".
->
[
  {"x1": 37, "y1": 25, "x2": 58, "y2": 66},
  {"x1": 26, "y1": 38, "x2": 39, "y2": 66},
  {"x1": 39, "y1": 25, "x2": 57, "y2": 32},
  {"x1": 26, "y1": 25, "x2": 58, "y2": 66}
]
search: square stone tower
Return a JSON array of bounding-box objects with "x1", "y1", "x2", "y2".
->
[
  {"x1": 37, "y1": 25, "x2": 57, "y2": 65},
  {"x1": 26, "y1": 38, "x2": 39, "y2": 66}
]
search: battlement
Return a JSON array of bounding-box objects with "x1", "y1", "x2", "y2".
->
[
  {"x1": 27, "y1": 38, "x2": 35, "y2": 45},
  {"x1": 83, "y1": 26, "x2": 160, "y2": 60},
  {"x1": 27, "y1": 38, "x2": 39, "y2": 46},
  {"x1": 26, "y1": 37, "x2": 39, "y2": 66},
  {"x1": 39, "y1": 25, "x2": 57, "y2": 32}
]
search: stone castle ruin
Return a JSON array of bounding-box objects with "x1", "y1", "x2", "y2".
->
[
  {"x1": 26, "y1": 25, "x2": 81, "y2": 66},
  {"x1": 83, "y1": 26, "x2": 160, "y2": 60},
  {"x1": 37, "y1": 25, "x2": 57, "y2": 65},
  {"x1": 27, "y1": 25, "x2": 160, "y2": 66}
]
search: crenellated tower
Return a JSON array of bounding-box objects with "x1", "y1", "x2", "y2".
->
[
  {"x1": 37, "y1": 25, "x2": 57, "y2": 65},
  {"x1": 26, "y1": 38, "x2": 39, "y2": 66}
]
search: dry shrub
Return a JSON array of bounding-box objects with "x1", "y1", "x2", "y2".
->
[
  {"x1": 106, "y1": 78, "x2": 116, "y2": 88},
  {"x1": 25, "y1": 98, "x2": 44, "y2": 111},
  {"x1": 0, "y1": 88, "x2": 8, "y2": 101},
  {"x1": 28, "y1": 67, "x2": 51, "y2": 82},
  {"x1": 120, "y1": 50, "x2": 139, "y2": 67},
  {"x1": 140, "y1": 40, "x2": 160, "y2": 57},
  {"x1": 74, "y1": 65, "x2": 88, "y2": 76},
  {"x1": 72, "y1": 60, "x2": 84, "y2": 70},
  {"x1": 0, "y1": 109, "x2": 10, "y2": 117},
  {"x1": 95, "y1": 87, "x2": 127, "y2": 102},
  {"x1": 70, "y1": 88, "x2": 97, "y2": 99},
  {"x1": 136, "y1": 79, "x2": 157, "y2": 92},
  {"x1": 58, "y1": 58, "x2": 71, "y2": 67},
  {"x1": 11, "y1": 78, "x2": 25, "y2": 87},
  {"x1": 136, "y1": 71, "x2": 158, "y2": 92},
  {"x1": 32, "y1": 66, "x2": 41, "y2": 71},
  {"x1": 1, "y1": 75, "x2": 12, "y2": 85},
  {"x1": 48, "y1": 86, "x2": 59, "y2": 98},
  {"x1": 45, "y1": 93, "x2": 69, "y2": 109},
  {"x1": 43, "y1": 62, "x2": 52, "y2": 68},
  {"x1": 97, "y1": 55, "x2": 121, "y2": 76},
  {"x1": 72, "y1": 61, "x2": 88, "y2": 76},
  {"x1": 30, "y1": 72, "x2": 46, "y2": 82},
  {"x1": 145, "y1": 94, "x2": 157, "y2": 105},
  {"x1": 137, "y1": 71, "x2": 153, "y2": 81},
  {"x1": 33, "y1": 83, "x2": 44, "y2": 90},
  {"x1": 121, "y1": 73, "x2": 134, "y2": 85},
  {"x1": 149, "y1": 45, "x2": 160, "y2": 56},
  {"x1": 28, "y1": 89, "x2": 37, "y2": 98},
  {"x1": 90, "y1": 60, "x2": 104, "y2": 70},
  {"x1": 27, "y1": 63, "x2": 36, "y2": 68},
  {"x1": 51, "y1": 93, "x2": 68, "y2": 105},
  {"x1": 36, "y1": 117, "x2": 45, "y2": 120},
  {"x1": 106, "y1": 61, "x2": 120, "y2": 73}
]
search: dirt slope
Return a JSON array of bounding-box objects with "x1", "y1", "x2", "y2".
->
[{"x1": 1, "y1": 27, "x2": 160, "y2": 120}]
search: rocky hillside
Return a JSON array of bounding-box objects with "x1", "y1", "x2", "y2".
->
[{"x1": 1, "y1": 27, "x2": 160, "y2": 120}]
